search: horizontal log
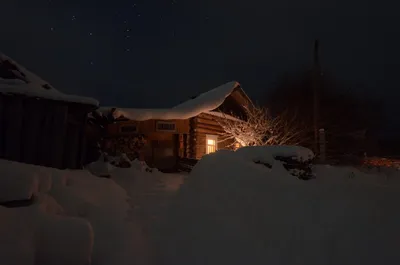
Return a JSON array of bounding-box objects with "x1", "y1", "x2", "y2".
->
[
  {"x1": 195, "y1": 118, "x2": 221, "y2": 127},
  {"x1": 195, "y1": 122, "x2": 224, "y2": 131},
  {"x1": 197, "y1": 113, "x2": 221, "y2": 120},
  {"x1": 195, "y1": 127, "x2": 225, "y2": 135}
]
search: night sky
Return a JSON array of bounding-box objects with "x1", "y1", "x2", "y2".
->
[{"x1": 1, "y1": 1, "x2": 399, "y2": 122}]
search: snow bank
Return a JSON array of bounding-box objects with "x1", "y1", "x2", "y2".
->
[
  {"x1": 102, "y1": 81, "x2": 242, "y2": 121},
  {"x1": 0, "y1": 160, "x2": 39, "y2": 202},
  {"x1": 0, "y1": 195, "x2": 94, "y2": 265},
  {"x1": 0, "y1": 53, "x2": 98, "y2": 105},
  {"x1": 0, "y1": 159, "x2": 151, "y2": 265},
  {"x1": 235, "y1": 145, "x2": 314, "y2": 166},
  {"x1": 156, "y1": 148, "x2": 400, "y2": 265},
  {"x1": 86, "y1": 154, "x2": 112, "y2": 177}
]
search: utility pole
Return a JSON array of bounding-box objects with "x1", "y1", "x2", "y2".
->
[{"x1": 312, "y1": 39, "x2": 321, "y2": 157}]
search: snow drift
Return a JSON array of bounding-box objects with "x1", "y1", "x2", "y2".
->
[
  {"x1": 0, "y1": 159, "x2": 150, "y2": 265},
  {"x1": 156, "y1": 148, "x2": 400, "y2": 265},
  {"x1": 0, "y1": 53, "x2": 98, "y2": 105}
]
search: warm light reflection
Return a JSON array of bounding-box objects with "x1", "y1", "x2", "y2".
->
[
  {"x1": 207, "y1": 139, "x2": 215, "y2": 145},
  {"x1": 206, "y1": 137, "x2": 217, "y2": 154}
]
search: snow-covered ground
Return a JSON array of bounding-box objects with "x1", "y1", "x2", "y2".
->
[
  {"x1": 0, "y1": 158, "x2": 177, "y2": 265},
  {"x1": 155, "y1": 149, "x2": 400, "y2": 265},
  {"x1": 2, "y1": 146, "x2": 400, "y2": 265}
]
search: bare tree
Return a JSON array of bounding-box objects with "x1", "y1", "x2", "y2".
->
[{"x1": 218, "y1": 105, "x2": 306, "y2": 147}]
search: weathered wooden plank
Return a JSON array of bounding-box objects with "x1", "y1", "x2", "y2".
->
[
  {"x1": 64, "y1": 124, "x2": 80, "y2": 169},
  {"x1": 188, "y1": 118, "x2": 196, "y2": 159},
  {"x1": 195, "y1": 118, "x2": 221, "y2": 127},
  {"x1": 3, "y1": 96, "x2": 24, "y2": 161},
  {"x1": 0, "y1": 95, "x2": 5, "y2": 156},
  {"x1": 21, "y1": 99, "x2": 46, "y2": 164},
  {"x1": 195, "y1": 123, "x2": 225, "y2": 132},
  {"x1": 173, "y1": 134, "x2": 179, "y2": 170},
  {"x1": 50, "y1": 104, "x2": 68, "y2": 169},
  {"x1": 79, "y1": 125, "x2": 87, "y2": 168},
  {"x1": 198, "y1": 113, "x2": 229, "y2": 122},
  {"x1": 195, "y1": 127, "x2": 225, "y2": 135},
  {"x1": 37, "y1": 102, "x2": 55, "y2": 167},
  {"x1": 183, "y1": 133, "x2": 188, "y2": 158},
  {"x1": 195, "y1": 117, "x2": 222, "y2": 124}
]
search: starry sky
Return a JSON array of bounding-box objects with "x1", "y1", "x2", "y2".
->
[{"x1": 1, "y1": 0, "x2": 400, "y2": 119}]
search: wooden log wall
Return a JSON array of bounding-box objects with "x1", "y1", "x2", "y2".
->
[
  {"x1": 192, "y1": 113, "x2": 235, "y2": 159},
  {"x1": 188, "y1": 117, "x2": 196, "y2": 159}
]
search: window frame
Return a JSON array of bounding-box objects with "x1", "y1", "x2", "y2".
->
[
  {"x1": 206, "y1": 134, "x2": 218, "y2": 154},
  {"x1": 156, "y1": 121, "x2": 177, "y2": 132},
  {"x1": 119, "y1": 124, "x2": 138, "y2": 134}
]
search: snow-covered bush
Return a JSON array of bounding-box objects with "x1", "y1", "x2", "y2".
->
[
  {"x1": 107, "y1": 134, "x2": 147, "y2": 161},
  {"x1": 234, "y1": 145, "x2": 315, "y2": 179},
  {"x1": 218, "y1": 105, "x2": 305, "y2": 147}
]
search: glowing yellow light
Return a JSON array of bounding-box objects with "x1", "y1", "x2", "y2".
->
[{"x1": 207, "y1": 139, "x2": 215, "y2": 145}]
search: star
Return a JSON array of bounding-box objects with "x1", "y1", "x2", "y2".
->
[
  {"x1": 50, "y1": 27, "x2": 54, "y2": 31},
  {"x1": 126, "y1": 48, "x2": 131, "y2": 52},
  {"x1": 126, "y1": 29, "x2": 131, "y2": 32},
  {"x1": 137, "y1": 14, "x2": 141, "y2": 17},
  {"x1": 89, "y1": 61, "x2": 94, "y2": 65},
  {"x1": 89, "y1": 32, "x2": 93, "y2": 36},
  {"x1": 72, "y1": 15, "x2": 76, "y2": 21}
]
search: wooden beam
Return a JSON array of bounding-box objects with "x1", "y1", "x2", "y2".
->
[
  {"x1": 189, "y1": 118, "x2": 196, "y2": 159},
  {"x1": 195, "y1": 122, "x2": 224, "y2": 131},
  {"x1": 195, "y1": 127, "x2": 225, "y2": 135},
  {"x1": 183, "y1": 133, "x2": 188, "y2": 158},
  {"x1": 21, "y1": 99, "x2": 45, "y2": 165},
  {"x1": 4, "y1": 96, "x2": 24, "y2": 161},
  {"x1": 75, "y1": 111, "x2": 89, "y2": 169},
  {"x1": 50, "y1": 104, "x2": 68, "y2": 169},
  {"x1": 195, "y1": 117, "x2": 221, "y2": 126},
  {"x1": 0, "y1": 95, "x2": 4, "y2": 156},
  {"x1": 37, "y1": 102, "x2": 54, "y2": 167}
]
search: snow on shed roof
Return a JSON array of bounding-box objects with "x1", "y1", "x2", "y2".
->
[
  {"x1": 0, "y1": 53, "x2": 98, "y2": 106},
  {"x1": 102, "y1": 81, "x2": 245, "y2": 121}
]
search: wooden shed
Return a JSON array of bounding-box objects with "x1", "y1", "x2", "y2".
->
[
  {"x1": 102, "y1": 81, "x2": 252, "y2": 170},
  {"x1": 0, "y1": 53, "x2": 98, "y2": 169}
]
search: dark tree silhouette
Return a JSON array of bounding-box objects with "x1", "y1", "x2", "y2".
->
[{"x1": 265, "y1": 70, "x2": 383, "y2": 158}]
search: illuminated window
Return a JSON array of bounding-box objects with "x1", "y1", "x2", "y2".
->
[{"x1": 206, "y1": 135, "x2": 218, "y2": 154}]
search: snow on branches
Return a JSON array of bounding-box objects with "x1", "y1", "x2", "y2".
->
[{"x1": 218, "y1": 105, "x2": 305, "y2": 147}]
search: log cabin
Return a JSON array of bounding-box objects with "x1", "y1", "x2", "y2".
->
[
  {"x1": 0, "y1": 53, "x2": 98, "y2": 169},
  {"x1": 100, "y1": 81, "x2": 252, "y2": 171}
]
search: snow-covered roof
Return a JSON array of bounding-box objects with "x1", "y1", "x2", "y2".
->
[
  {"x1": 102, "y1": 81, "x2": 246, "y2": 121},
  {"x1": 0, "y1": 53, "x2": 98, "y2": 106}
]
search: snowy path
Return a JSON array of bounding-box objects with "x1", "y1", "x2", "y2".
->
[
  {"x1": 129, "y1": 172, "x2": 185, "y2": 228},
  {"x1": 111, "y1": 169, "x2": 185, "y2": 264}
]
